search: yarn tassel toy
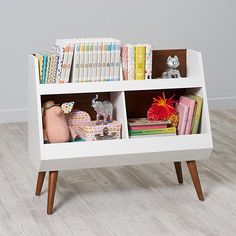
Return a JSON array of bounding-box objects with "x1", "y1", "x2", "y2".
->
[{"x1": 147, "y1": 92, "x2": 179, "y2": 127}]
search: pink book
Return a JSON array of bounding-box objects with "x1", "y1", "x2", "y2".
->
[
  {"x1": 121, "y1": 46, "x2": 128, "y2": 80},
  {"x1": 129, "y1": 124, "x2": 167, "y2": 131},
  {"x1": 179, "y1": 96, "x2": 196, "y2": 134},
  {"x1": 176, "y1": 103, "x2": 189, "y2": 135}
]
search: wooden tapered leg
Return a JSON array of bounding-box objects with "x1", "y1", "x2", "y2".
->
[
  {"x1": 47, "y1": 171, "x2": 58, "y2": 215},
  {"x1": 174, "y1": 162, "x2": 183, "y2": 184},
  {"x1": 186, "y1": 161, "x2": 204, "y2": 201},
  {"x1": 35, "y1": 172, "x2": 46, "y2": 196}
]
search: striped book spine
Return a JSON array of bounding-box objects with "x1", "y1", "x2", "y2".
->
[
  {"x1": 114, "y1": 42, "x2": 121, "y2": 81},
  {"x1": 79, "y1": 43, "x2": 85, "y2": 83}
]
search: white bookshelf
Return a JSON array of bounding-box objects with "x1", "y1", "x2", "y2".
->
[{"x1": 28, "y1": 49, "x2": 213, "y2": 214}]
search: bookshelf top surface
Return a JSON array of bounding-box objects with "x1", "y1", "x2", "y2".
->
[{"x1": 39, "y1": 78, "x2": 204, "y2": 95}]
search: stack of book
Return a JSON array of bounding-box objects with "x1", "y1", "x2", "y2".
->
[
  {"x1": 35, "y1": 37, "x2": 121, "y2": 84},
  {"x1": 176, "y1": 95, "x2": 203, "y2": 135},
  {"x1": 121, "y1": 44, "x2": 152, "y2": 80},
  {"x1": 128, "y1": 118, "x2": 176, "y2": 138}
]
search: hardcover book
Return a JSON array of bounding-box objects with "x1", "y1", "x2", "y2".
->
[
  {"x1": 176, "y1": 102, "x2": 189, "y2": 135},
  {"x1": 135, "y1": 45, "x2": 145, "y2": 80},
  {"x1": 179, "y1": 96, "x2": 196, "y2": 135},
  {"x1": 128, "y1": 118, "x2": 171, "y2": 127},
  {"x1": 188, "y1": 95, "x2": 203, "y2": 134},
  {"x1": 121, "y1": 45, "x2": 128, "y2": 80}
]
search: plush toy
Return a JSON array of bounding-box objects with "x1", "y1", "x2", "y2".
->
[{"x1": 42, "y1": 101, "x2": 78, "y2": 143}]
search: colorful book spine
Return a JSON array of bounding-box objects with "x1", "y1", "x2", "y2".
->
[
  {"x1": 176, "y1": 103, "x2": 189, "y2": 135},
  {"x1": 110, "y1": 42, "x2": 116, "y2": 81},
  {"x1": 127, "y1": 44, "x2": 135, "y2": 80},
  {"x1": 135, "y1": 45, "x2": 146, "y2": 80},
  {"x1": 121, "y1": 45, "x2": 128, "y2": 80},
  {"x1": 83, "y1": 43, "x2": 89, "y2": 82},
  {"x1": 88, "y1": 43, "x2": 93, "y2": 82},
  {"x1": 114, "y1": 42, "x2": 121, "y2": 81},
  {"x1": 51, "y1": 44, "x2": 64, "y2": 83},
  {"x1": 47, "y1": 53, "x2": 57, "y2": 84},
  {"x1": 79, "y1": 43, "x2": 85, "y2": 83},
  {"x1": 97, "y1": 42, "x2": 102, "y2": 82},
  {"x1": 188, "y1": 95, "x2": 203, "y2": 134},
  {"x1": 105, "y1": 43, "x2": 111, "y2": 81},
  {"x1": 45, "y1": 52, "x2": 51, "y2": 84},
  {"x1": 53, "y1": 55, "x2": 59, "y2": 83},
  {"x1": 60, "y1": 44, "x2": 70, "y2": 83},
  {"x1": 101, "y1": 43, "x2": 106, "y2": 82},
  {"x1": 35, "y1": 53, "x2": 43, "y2": 83},
  {"x1": 179, "y1": 96, "x2": 196, "y2": 135},
  {"x1": 92, "y1": 43, "x2": 98, "y2": 82},
  {"x1": 145, "y1": 44, "x2": 152, "y2": 80},
  {"x1": 41, "y1": 53, "x2": 48, "y2": 84},
  {"x1": 129, "y1": 127, "x2": 176, "y2": 136},
  {"x1": 65, "y1": 44, "x2": 74, "y2": 83}
]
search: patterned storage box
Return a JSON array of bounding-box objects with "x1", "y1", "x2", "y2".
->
[{"x1": 76, "y1": 121, "x2": 122, "y2": 141}]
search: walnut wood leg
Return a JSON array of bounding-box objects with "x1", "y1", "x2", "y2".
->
[
  {"x1": 186, "y1": 161, "x2": 204, "y2": 201},
  {"x1": 174, "y1": 162, "x2": 183, "y2": 184},
  {"x1": 47, "y1": 171, "x2": 58, "y2": 215},
  {"x1": 35, "y1": 172, "x2": 46, "y2": 196}
]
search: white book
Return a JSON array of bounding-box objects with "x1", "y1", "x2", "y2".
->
[
  {"x1": 65, "y1": 44, "x2": 74, "y2": 83},
  {"x1": 110, "y1": 42, "x2": 116, "y2": 81},
  {"x1": 51, "y1": 44, "x2": 64, "y2": 83},
  {"x1": 145, "y1": 44, "x2": 152, "y2": 80},
  {"x1": 105, "y1": 40, "x2": 112, "y2": 81},
  {"x1": 101, "y1": 42, "x2": 106, "y2": 82},
  {"x1": 96, "y1": 42, "x2": 102, "y2": 81},
  {"x1": 88, "y1": 42, "x2": 93, "y2": 82},
  {"x1": 83, "y1": 42, "x2": 89, "y2": 82},
  {"x1": 127, "y1": 44, "x2": 135, "y2": 80},
  {"x1": 71, "y1": 44, "x2": 80, "y2": 83},
  {"x1": 92, "y1": 42, "x2": 98, "y2": 82},
  {"x1": 114, "y1": 42, "x2": 121, "y2": 81},
  {"x1": 60, "y1": 44, "x2": 70, "y2": 83},
  {"x1": 79, "y1": 42, "x2": 85, "y2": 83}
]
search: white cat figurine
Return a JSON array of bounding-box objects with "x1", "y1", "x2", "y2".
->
[{"x1": 162, "y1": 55, "x2": 181, "y2": 79}]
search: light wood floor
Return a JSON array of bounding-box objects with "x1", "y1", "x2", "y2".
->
[{"x1": 0, "y1": 110, "x2": 236, "y2": 236}]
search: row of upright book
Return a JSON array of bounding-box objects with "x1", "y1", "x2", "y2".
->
[
  {"x1": 121, "y1": 44, "x2": 152, "y2": 80},
  {"x1": 35, "y1": 38, "x2": 121, "y2": 84}
]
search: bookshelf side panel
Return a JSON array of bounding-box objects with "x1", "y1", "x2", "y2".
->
[
  {"x1": 28, "y1": 55, "x2": 44, "y2": 170},
  {"x1": 110, "y1": 91, "x2": 129, "y2": 139}
]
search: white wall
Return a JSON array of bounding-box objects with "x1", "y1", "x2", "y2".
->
[{"x1": 0, "y1": 0, "x2": 235, "y2": 122}]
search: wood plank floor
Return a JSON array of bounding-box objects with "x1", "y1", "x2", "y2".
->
[{"x1": 0, "y1": 109, "x2": 236, "y2": 235}]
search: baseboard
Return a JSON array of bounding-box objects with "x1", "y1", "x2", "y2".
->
[
  {"x1": 208, "y1": 96, "x2": 236, "y2": 110},
  {"x1": 0, "y1": 108, "x2": 27, "y2": 123},
  {"x1": 0, "y1": 96, "x2": 235, "y2": 123}
]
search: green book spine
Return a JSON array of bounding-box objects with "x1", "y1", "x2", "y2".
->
[
  {"x1": 188, "y1": 95, "x2": 203, "y2": 134},
  {"x1": 129, "y1": 127, "x2": 176, "y2": 136}
]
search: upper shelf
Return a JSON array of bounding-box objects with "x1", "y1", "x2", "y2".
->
[{"x1": 39, "y1": 78, "x2": 204, "y2": 95}]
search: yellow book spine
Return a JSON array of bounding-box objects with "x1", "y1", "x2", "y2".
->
[
  {"x1": 135, "y1": 46, "x2": 145, "y2": 80},
  {"x1": 35, "y1": 53, "x2": 43, "y2": 83}
]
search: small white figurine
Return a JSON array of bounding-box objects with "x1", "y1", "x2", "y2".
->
[{"x1": 162, "y1": 55, "x2": 181, "y2": 79}]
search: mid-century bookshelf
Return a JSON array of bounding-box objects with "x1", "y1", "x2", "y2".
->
[{"x1": 28, "y1": 49, "x2": 213, "y2": 214}]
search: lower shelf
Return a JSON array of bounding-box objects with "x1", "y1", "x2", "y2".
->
[{"x1": 39, "y1": 133, "x2": 213, "y2": 171}]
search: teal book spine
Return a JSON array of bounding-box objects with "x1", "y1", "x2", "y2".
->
[{"x1": 41, "y1": 53, "x2": 48, "y2": 84}]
